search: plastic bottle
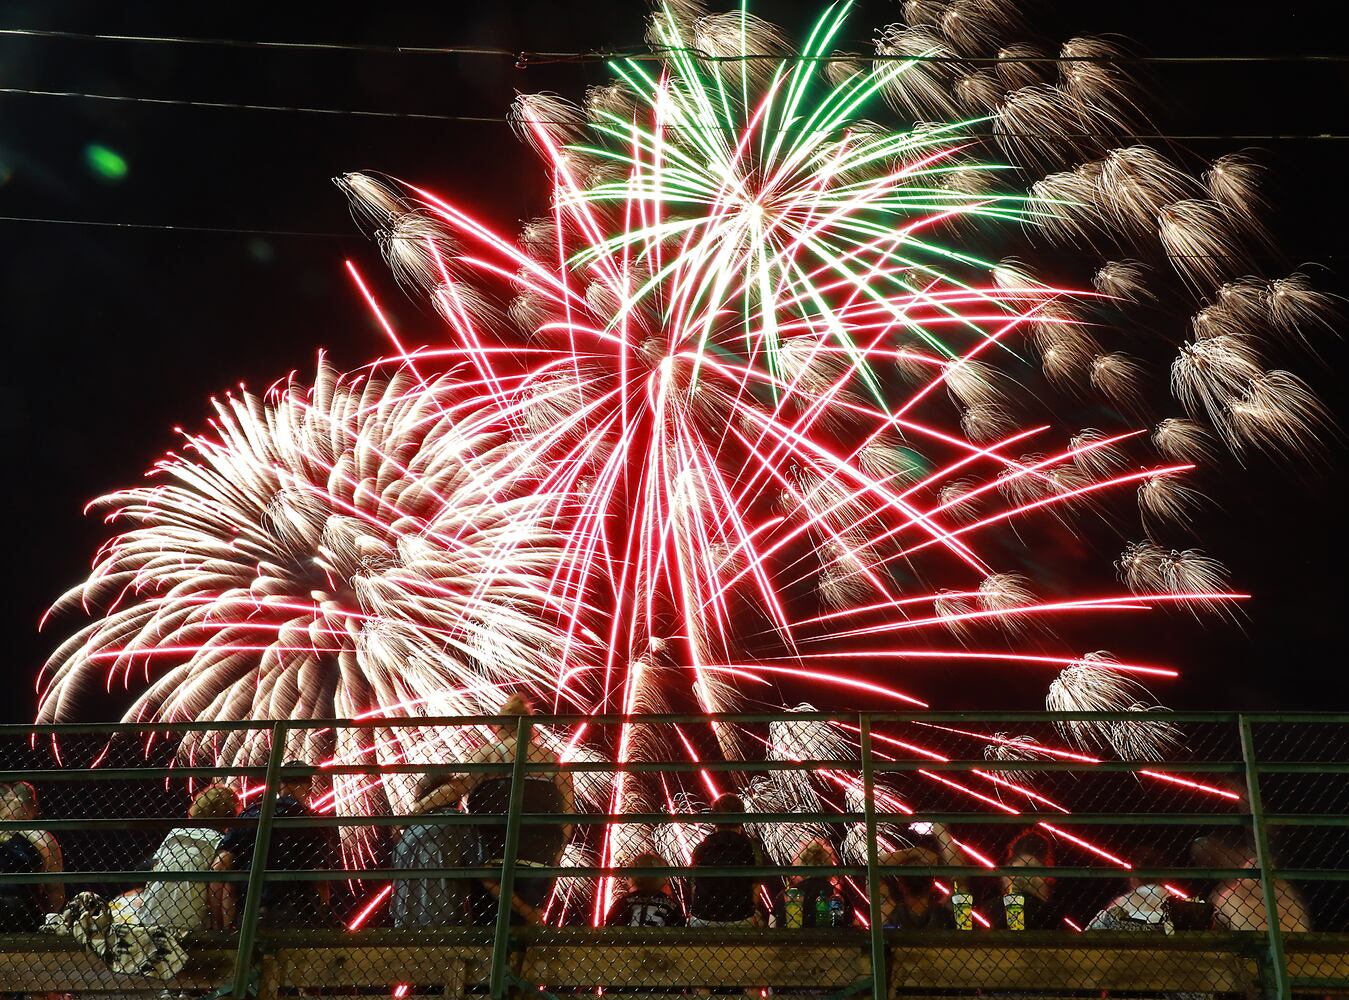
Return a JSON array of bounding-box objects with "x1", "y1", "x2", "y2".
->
[
  {"x1": 828, "y1": 894, "x2": 845, "y2": 927},
  {"x1": 951, "y1": 880, "x2": 975, "y2": 931},
  {"x1": 1002, "y1": 892, "x2": 1026, "y2": 931},
  {"x1": 814, "y1": 892, "x2": 830, "y2": 927},
  {"x1": 784, "y1": 887, "x2": 804, "y2": 929}
]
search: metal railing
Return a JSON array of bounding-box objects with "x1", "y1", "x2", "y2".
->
[{"x1": 1, "y1": 711, "x2": 1347, "y2": 999}]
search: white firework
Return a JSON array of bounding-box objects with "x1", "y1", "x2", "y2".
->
[
  {"x1": 40, "y1": 360, "x2": 592, "y2": 818},
  {"x1": 1046, "y1": 652, "x2": 1180, "y2": 761}
]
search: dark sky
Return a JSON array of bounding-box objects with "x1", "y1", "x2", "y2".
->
[{"x1": 0, "y1": 0, "x2": 1346, "y2": 724}]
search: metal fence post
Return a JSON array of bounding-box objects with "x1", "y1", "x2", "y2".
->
[
  {"x1": 230, "y1": 721, "x2": 288, "y2": 1000},
  {"x1": 489, "y1": 715, "x2": 532, "y2": 1000},
  {"x1": 859, "y1": 714, "x2": 887, "y2": 1000},
  {"x1": 1238, "y1": 714, "x2": 1289, "y2": 1000}
]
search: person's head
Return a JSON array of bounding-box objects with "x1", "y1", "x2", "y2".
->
[
  {"x1": 1004, "y1": 830, "x2": 1054, "y2": 901},
  {"x1": 883, "y1": 846, "x2": 939, "y2": 899},
  {"x1": 279, "y1": 761, "x2": 314, "y2": 803},
  {"x1": 628, "y1": 851, "x2": 671, "y2": 895},
  {"x1": 710, "y1": 792, "x2": 746, "y2": 830},
  {"x1": 495, "y1": 693, "x2": 534, "y2": 739},
  {"x1": 1126, "y1": 844, "x2": 1169, "y2": 892},
  {"x1": 1190, "y1": 832, "x2": 1252, "y2": 870},
  {"x1": 795, "y1": 839, "x2": 837, "y2": 868},
  {"x1": 793, "y1": 839, "x2": 839, "y2": 886},
  {"x1": 189, "y1": 784, "x2": 242, "y2": 821},
  {"x1": 2, "y1": 781, "x2": 39, "y2": 821}
]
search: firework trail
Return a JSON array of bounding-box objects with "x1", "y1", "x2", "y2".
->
[{"x1": 43, "y1": 0, "x2": 1334, "y2": 912}]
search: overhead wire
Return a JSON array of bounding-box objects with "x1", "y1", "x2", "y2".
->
[{"x1": 2, "y1": 85, "x2": 1346, "y2": 140}]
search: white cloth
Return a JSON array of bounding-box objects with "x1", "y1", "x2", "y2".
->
[
  {"x1": 42, "y1": 891, "x2": 188, "y2": 980},
  {"x1": 1086, "y1": 883, "x2": 1170, "y2": 931},
  {"x1": 138, "y1": 826, "x2": 223, "y2": 932}
]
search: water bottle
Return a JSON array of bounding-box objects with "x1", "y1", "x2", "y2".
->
[
  {"x1": 814, "y1": 893, "x2": 830, "y2": 927},
  {"x1": 784, "y1": 887, "x2": 804, "y2": 929},
  {"x1": 828, "y1": 894, "x2": 845, "y2": 927}
]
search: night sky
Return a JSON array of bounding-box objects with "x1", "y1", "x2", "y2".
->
[{"x1": 1, "y1": 0, "x2": 1345, "y2": 725}]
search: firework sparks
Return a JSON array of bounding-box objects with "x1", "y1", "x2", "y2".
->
[{"x1": 43, "y1": 0, "x2": 1334, "y2": 909}]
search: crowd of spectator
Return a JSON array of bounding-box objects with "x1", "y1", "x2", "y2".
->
[{"x1": 0, "y1": 703, "x2": 1323, "y2": 939}]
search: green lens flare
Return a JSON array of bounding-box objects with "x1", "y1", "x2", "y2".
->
[{"x1": 85, "y1": 144, "x2": 129, "y2": 181}]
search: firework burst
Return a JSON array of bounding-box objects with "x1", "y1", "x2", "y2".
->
[
  {"x1": 42, "y1": 0, "x2": 1335, "y2": 915},
  {"x1": 40, "y1": 360, "x2": 594, "y2": 818}
]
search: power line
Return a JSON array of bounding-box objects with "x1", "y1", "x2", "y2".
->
[
  {"x1": 0, "y1": 215, "x2": 1339, "y2": 261},
  {"x1": 0, "y1": 86, "x2": 499, "y2": 122},
  {"x1": 3, "y1": 27, "x2": 1349, "y2": 66},
  {"x1": 0, "y1": 215, "x2": 348, "y2": 237},
  {"x1": 3, "y1": 85, "x2": 1348, "y2": 141}
]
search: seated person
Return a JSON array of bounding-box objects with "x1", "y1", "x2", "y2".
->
[
  {"x1": 1086, "y1": 845, "x2": 1173, "y2": 932},
  {"x1": 0, "y1": 781, "x2": 64, "y2": 930},
  {"x1": 411, "y1": 695, "x2": 574, "y2": 926},
  {"x1": 210, "y1": 763, "x2": 336, "y2": 929},
  {"x1": 688, "y1": 793, "x2": 763, "y2": 927},
  {"x1": 605, "y1": 852, "x2": 686, "y2": 927},
  {"x1": 878, "y1": 846, "x2": 949, "y2": 930},
  {"x1": 141, "y1": 784, "x2": 240, "y2": 932},
  {"x1": 773, "y1": 839, "x2": 855, "y2": 928},
  {"x1": 986, "y1": 829, "x2": 1067, "y2": 930},
  {"x1": 1191, "y1": 834, "x2": 1311, "y2": 932}
]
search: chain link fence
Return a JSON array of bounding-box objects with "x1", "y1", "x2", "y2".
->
[{"x1": 1, "y1": 712, "x2": 1346, "y2": 999}]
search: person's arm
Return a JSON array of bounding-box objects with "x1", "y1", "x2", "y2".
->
[
  {"x1": 554, "y1": 756, "x2": 576, "y2": 842},
  {"x1": 412, "y1": 743, "x2": 499, "y2": 816},
  {"x1": 210, "y1": 851, "x2": 237, "y2": 930},
  {"x1": 29, "y1": 831, "x2": 65, "y2": 911},
  {"x1": 928, "y1": 822, "x2": 962, "y2": 869},
  {"x1": 411, "y1": 774, "x2": 473, "y2": 815}
]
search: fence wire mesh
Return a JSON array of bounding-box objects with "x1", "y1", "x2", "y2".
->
[{"x1": 1, "y1": 712, "x2": 1346, "y2": 999}]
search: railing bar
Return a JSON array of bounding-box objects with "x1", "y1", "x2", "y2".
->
[
  {"x1": 860, "y1": 714, "x2": 887, "y2": 1000},
  {"x1": 1240, "y1": 714, "x2": 1290, "y2": 1000},
  {"x1": 229, "y1": 721, "x2": 286, "y2": 1000}
]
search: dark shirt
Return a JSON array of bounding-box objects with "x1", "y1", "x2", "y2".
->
[
  {"x1": 689, "y1": 828, "x2": 762, "y2": 922},
  {"x1": 884, "y1": 893, "x2": 948, "y2": 931},
  {"x1": 605, "y1": 890, "x2": 687, "y2": 927},
  {"x1": 0, "y1": 834, "x2": 42, "y2": 932},
  {"x1": 219, "y1": 796, "x2": 336, "y2": 920},
  {"x1": 772, "y1": 877, "x2": 856, "y2": 928}
]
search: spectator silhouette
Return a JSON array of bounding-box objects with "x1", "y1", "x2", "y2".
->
[
  {"x1": 1191, "y1": 834, "x2": 1311, "y2": 932},
  {"x1": 0, "y1": 781, "x2": 64, "y2": 929},
  {"x1": 411, "y1": 694, "x2": 574, "y2": 926},
  {"x1": 210, "y1": 763, "x2": 336, "y2": 930},
  {"x1": 987, "y1": 829, "x2": 1067, "y2": 930},
  {"x1": 688, "y1": 793, "x2": 763, "y2": 927},
  {"x1": 772, "y1": 839, "x2": 855, "y2": 928}
]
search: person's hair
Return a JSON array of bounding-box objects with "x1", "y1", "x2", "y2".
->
[
  {"x1": 279, "y1": 761, "x2": 313, "y2": 796},
  {"x1": 629, "y1": 851, "x2": 670, "y2": 894},
  {"x1": 710, "y1": 793, "x2": 745, "y2": 827},
  {"x1": 189, "y1": 784, "x2": 241, "y2": 820},
  {"x1": 795, "y1": 839, "x2": 837, "y2": 869},
  {"x1": 499, "y1": 693, "x2": 534, "y2": 717},
  {"x1": 881, "y1": 846, "x2": 938, "y2": 896},
  {"x1": 883, "y1": 846, "x2": 938, "y2": 869},
  {"x1": 1127, "y1": 844, "x2": 1168, "y2": 881},
  {"x1": 1006, "y1": 829, "x2": 1053, "y2": 866}
]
